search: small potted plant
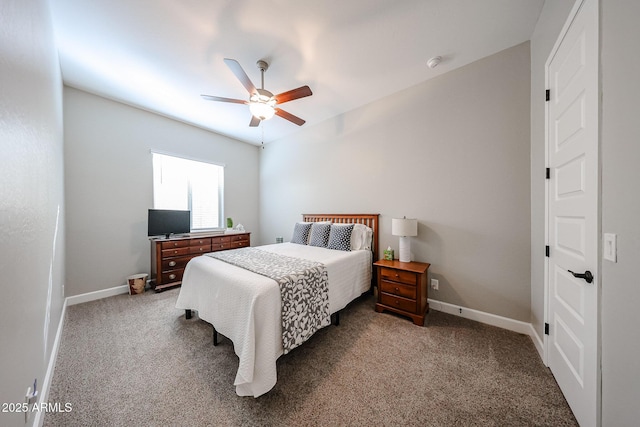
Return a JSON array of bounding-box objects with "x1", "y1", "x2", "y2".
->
[{"x1": 226, "y1": 217, "x2": 233, "y2": 230}]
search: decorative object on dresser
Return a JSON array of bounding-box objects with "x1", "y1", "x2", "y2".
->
[
  {"x1": 374, "y1": 259, "x2": 430, "y2": 326},
  {"x1": 150, "y1": 232, "x2": 250, "y2": 292},
  {"x1": 392, "y1": 217, "x2": 418, "y2": 262}
]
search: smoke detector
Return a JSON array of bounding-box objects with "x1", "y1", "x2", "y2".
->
[{"x1": 427, "y1": 56, "x2": 442, "y2": 69}]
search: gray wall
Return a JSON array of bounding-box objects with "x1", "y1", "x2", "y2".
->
[
  {"x1": 63, "y1": 87, "x2": 260, "y2": 296},
  {"x1": 0, "y1": 1, "x2": 66, "y2": 426},
  {"x1": 529, "y1": 0, "x2": 576, "y2": 348},
  {"x1": 600, "y1": 1, "x2": 640, "y2": 424},
  {"x1": 260, "y1": 42, "x2": 532, "y2": 321}
]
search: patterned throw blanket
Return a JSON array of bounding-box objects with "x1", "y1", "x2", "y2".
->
[{"x1": 207, "y1": 247, "x2": 330, "y2": 354}]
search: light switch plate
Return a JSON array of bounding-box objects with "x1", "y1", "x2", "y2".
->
[{"x1": 603, "y1": 233, "x2": 617, "y2": 262}]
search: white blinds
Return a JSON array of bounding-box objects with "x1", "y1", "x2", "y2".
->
[{"x1": 152, "y1": 153, "x2": 224, "y2": 230}]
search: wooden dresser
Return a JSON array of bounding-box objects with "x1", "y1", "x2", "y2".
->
[
  {"x1": 150, "y1": 232, "x2": 250, "y2": 291},
  {"x1": 373, "y1": 259, "x2": 430, "y2": 326}
]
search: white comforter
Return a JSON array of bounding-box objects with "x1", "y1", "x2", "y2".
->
[{"x1": 175, "y1": 243, "x2": 372, "y2": 397}]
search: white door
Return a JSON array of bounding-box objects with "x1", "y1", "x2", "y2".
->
[{"x1": 546, "y1": 0, "x2": 599, "y2": 426}]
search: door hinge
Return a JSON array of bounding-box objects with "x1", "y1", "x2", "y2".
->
[
  {"x1": 545, "y1": 245, "x2": 550, "y2": 257},
  {"x1": 546, "y1": 168, "x2": 550, "y2": 179},
  {"x1": 545, "y1": 323, "x2": 550, "y2": 335},
  {"x1": 546, "y1": 89, "x2": 550, "y2": 101}
]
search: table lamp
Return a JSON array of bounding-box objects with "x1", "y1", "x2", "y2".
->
[{"x1": 392, "y1": 217, "x2": 418, "y2": 262}]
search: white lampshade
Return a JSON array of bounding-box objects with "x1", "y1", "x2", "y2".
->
[{"x1": 392, "y1": 218, "x2": 418, "y2": 237}]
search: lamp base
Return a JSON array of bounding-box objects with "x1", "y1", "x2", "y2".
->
[{"x1": 398, "y1": 236, "x2": 411, "y2": 262}]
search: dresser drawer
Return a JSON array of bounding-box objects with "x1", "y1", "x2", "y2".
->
[
  {"x1": 231, "y1": 240, "x2": 249, "y2": 249},
  {"x1": 161, "y1": 268, "x2": 184, "y2": 283},
  {"x1": 211, "y1": 242, "x2": 232, "y2": 251},
  {"x1": 380, "y1": 279, "x2": 417, "y2": 300},
  {"x1": 189, "y1": 237, "x2": 211, "y2": 246},
  {"x1": 230, "y1": 234, "x2": 248, "y2": 242},
  {"x1": 161, "y1": 255, "x2": 192, "y2": 272},
  {"x1": 380, "y1": 267, "x2": 417, "y2": 286},
  {"x1": 161, "y1": 239, "x2": 189, "y2": 249},
  {"x1": 189, "y1": 244, "x2": 211, "y2": 254},
  {"x1": 162, "y1": 247, "x2": 191, "y2": 258},
  {"x1": 380, "y1": 293, "x2": 417, "y2": 313},
  {"x1": 211, "y1": 236, "x2": 231, "y2": 245}
]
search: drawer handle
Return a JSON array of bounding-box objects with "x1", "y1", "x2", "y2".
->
[
  {"x1": 168, "y1": 261, "x2": 176, "y2": 267},
  {"x1": 174, "y1": 250, "x2": 178, "y2": 254},
  {"x1": 395, "y1": 300, "x2": 400, "y2": 305},
  {"x1": 199, "y1": 248, "x2": 203, "y2": 251},
  {"x1": 169, "y1": 274, "x2": 176, "y2": 280},
  {"x1": 395, "y1": 273, "x2": 399, "y2": 277},
  {"x1": 395, "y1": 287, "x2": 399, "y2": 292}
]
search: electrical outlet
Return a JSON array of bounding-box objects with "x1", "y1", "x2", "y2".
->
[{"x1": 430, "y1": 279, "x2": 439, "y2": 290}]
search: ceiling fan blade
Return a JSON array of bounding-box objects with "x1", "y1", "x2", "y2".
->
[
  {"x1": 275, "y1": 108, "x2": 306, "y2": 126},
  {"x1": 274, "y1": 86, "x2": 313, "y2": 104},
  {"x1": 200, "y1": 94, "x2": 247, "y2": 104},
  {"x1": 224, "y1": 58, "x2": 257, "y2": 95},
  {"x1": 249, "y1": 116, "x2": 261, "y2": 127}
]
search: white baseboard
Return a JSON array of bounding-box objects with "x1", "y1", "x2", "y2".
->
[
  {"x1": 33, "y1": 300, "x2": 67, "y2": 427},
  {"x1": 428, "y1": 298, "x2": 533, "y2": 336},
  {"x1": 529, "y1": 324, "x2": 546, "y2": 363},
  {"x1": 66, "y1": 284, "x2": 129, "y2": 306},
  {"x1": 33, "y1": 284, "x2": 131, "y2": 426}
]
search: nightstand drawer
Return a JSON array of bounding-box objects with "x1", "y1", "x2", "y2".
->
[
  {"x1": 380, "y1": 267, "x2": 417, "y2": 286},
  {"x1": 380, "y1": 280, "x2": 417, "y2": 300},
  {"x1": 380, "y1": 293, "x2": 416, "y2": 313}
]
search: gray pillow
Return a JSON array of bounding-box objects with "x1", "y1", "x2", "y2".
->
[
  {"x1": 291, "y1": 222, "x2": 312, "y2": 245},
  {"x1": 308, "y1": 222, "x2": 331, "y2": 247},
  {"x1": 327, "y1": 224, "x2": 354, "y2": 251}
]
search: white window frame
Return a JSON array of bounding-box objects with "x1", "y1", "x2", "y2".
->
[{"x1": 151, "y1": 151, "x2": 225, "y2": 231}]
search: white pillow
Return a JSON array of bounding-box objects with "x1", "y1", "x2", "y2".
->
[{"x1": 349, "y1": 223, "x2": 373, "y2": 251}]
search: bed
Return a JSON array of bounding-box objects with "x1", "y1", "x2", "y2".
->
[{"x1": 175, "y1": 214, "x2": 379, "y2": 397}]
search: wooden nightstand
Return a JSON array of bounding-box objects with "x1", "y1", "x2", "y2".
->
[{"x1": 373, "y1": 259, "x2": 430, "y2": 326}]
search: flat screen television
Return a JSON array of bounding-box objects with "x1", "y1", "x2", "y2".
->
[{"x1": 148, "y1": 209, "x2": 191, "y2": 238}]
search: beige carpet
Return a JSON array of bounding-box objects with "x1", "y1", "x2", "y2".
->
[{"x1": 44, "y1": 288, "x2": 577, "y2": 426}]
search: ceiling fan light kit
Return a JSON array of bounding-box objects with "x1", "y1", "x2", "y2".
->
[
  {"x1": 201, "y1": 58, "x2": 312, "y2": 128},
  {"x1": 249, "y1": 88, "x2": 276, "y2": 120}
]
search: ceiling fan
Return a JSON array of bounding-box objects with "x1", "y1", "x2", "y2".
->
[{"x1": 201, "y1": 58, "x2": 312, "y2": 127}]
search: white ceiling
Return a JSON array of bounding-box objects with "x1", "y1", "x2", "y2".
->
[{"x1": 50, "y1": 0, "x2": 544, "y2": 145}]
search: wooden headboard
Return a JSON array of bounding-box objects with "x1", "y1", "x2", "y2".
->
[{"x1": 302, "y1": 214, "x2": 380, "y2": 261}]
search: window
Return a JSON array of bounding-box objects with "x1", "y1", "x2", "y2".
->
[{"x1": 152, "y1": 152, "x2": 224, "y2": 231}]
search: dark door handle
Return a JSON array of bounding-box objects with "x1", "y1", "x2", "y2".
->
[{"x1": 568, "y1": 270, "x2": 593, "y2": 283}]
